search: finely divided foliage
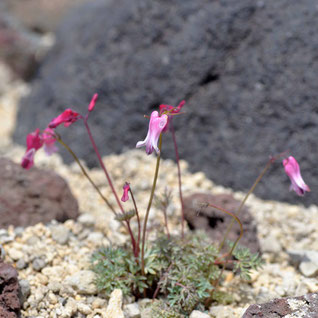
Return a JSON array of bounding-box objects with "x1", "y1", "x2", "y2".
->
[
  {"x1": 92, "y1": 232, "x2": 262, "y2": 315},
  {"x1": 21, "y1": 95, "x2": 310, "y2": 316}
]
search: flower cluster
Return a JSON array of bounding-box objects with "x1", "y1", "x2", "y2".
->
[
  {"x1": 21, "y1": 94, "x2": 98, "y2": 170},
  {"x1": 21, "y1": 128, "x2": 57, "y2": 169}
]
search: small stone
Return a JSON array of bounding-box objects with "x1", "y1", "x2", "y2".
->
[
  {"x1": 190, "y1": 310, "x2": 211, "y2": 318},
  {"x1": 71, "y1": 222, "x2": 84, "y2": 235},
  {"x1": 42, "y1": 266, "x2": 64, "y2": 278},
  {"x1": 59, "y1": 284, "x2": 76, "y2": 296},
  {"x1": 91, "y1": 298, "x2": 107, "y2": 309},
  {"x1": 209, "y1": 306, "x2": 239, "y2": 318},
  {"x1": 295, "y1": 281, "x2": 309, "y2": 296},
  {"x1": 261, "y1": 235, "x2": 282, "y2": 254},
  {"x1": 16, "y1": 258, "x2": 27, "y2": 270},
  {"x1": 33, "y1": 288, "x2": 45, "y2": 304},
  {"x1": 124, "y1": 303, "x2": 140, "y2": 318},
  {"x1": 78, "y1": 214, "x2": 96, "y2": 227},
  {"x1": 37, "y1": 273, "x2": 48, "y2": 285},
  {"x1": 0, "y1": 229, "x2": 8, "y2": 237},
  {"x1": 64, "y1": 298, "x2": 77, "y2": 317},
  {"x1": 86, "y1": 232, "x2": 104, "y2": 245},
  {"x1": 32, "y1": 258, "x2": 46, "y2": 271},
  {"x1": 77, "y1": 303, "x2": 92, "y2": 315},
  {"x1": 0, "y1": 233, "x2": 14, "y2": 244},
  {"x1": 7, "y1": 248, "x2": 23, "y2": 261},
  {"x1": 19, "y1": 279, "x2": 31, "y2": 304},
  {"x1": 105, "y1": 289, "x2": 124, "y2": 318},
  {"x1": 306, "y1": 251, "x2": 318, "y2": 264},
  {"x1": 14, "y1": 227, "x2": 24, "y2": 237},
  {"x1": 300, "y1": 262, "x2": 318, "y2": 278},
  {"x1": 288, "y1": 250, "x2": 318, "y2": 277},
  {"x1": 65, "y1": 270, "x2": 97, "y2": 295},
  {"x1": 51, "y1": 225, "x2": 70, "y2": 245},
  {"x1": 287, "y1": 249, "x2": 307, "y2": 266},
  {"x1": 0, "y1": 245, "x2": 6, "y2": 259},
  {"x1": 26, "y1": 235, "x2": 40, "y2": 246},
  {"x1": 47, "y1": 291, "x2": 58, "y2": 305},
  {"x1": 48, "y1": 281, "x2": 62, "y2": 293}
]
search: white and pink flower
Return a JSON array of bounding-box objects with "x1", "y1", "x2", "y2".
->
[
  {"x1": 283, "y1": 156, "x2": 310, "y2": 196},
  {"x1": 136, "y1": 111, "x2": 168, "y2": 155}
]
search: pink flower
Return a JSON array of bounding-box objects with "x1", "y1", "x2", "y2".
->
[
  {"x1": 159, "y1": 100, "x2": 185, "y2": 132},
  {"x1": 42, "y1": 128, "x2": 58, "y2": 155},
  {"x1": 21, "y1": 128, "x2": 44, "y2": 169},
  {"x1": 21, "y1": 148, "x2": 37, "y2": 170},
  {"x1": 48, "y1": 109, "x2": 80, "y2": 128},
  {"x1": 136, "y1": 111, "x2": 168, "y2": 155},
  {"x1": 283, "y1": 156, "x2": 310, "y2": 196},
  {"x1": 88, "y1": 93, "x2": 98, "y2": 112},
  {"x1": 21, "y1": 128, "x2": 58, "y2": 169},
  {"x1": 121, "y1": 182, "x2": 130, "y2": 202}
]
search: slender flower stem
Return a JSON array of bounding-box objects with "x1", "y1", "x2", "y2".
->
[
  {"x1": 56, "y1": 137, "x2": 117, "y2": 216},
  {"x1": 141, "y1": 134, "x2": 163, "y2": 275},
  {"x1": 83, "y1": 119, "x2": 124, "y2": 213},
  {"x1": 129, "y1": 187, "x2": 141, "y2": 252},
  {"x1": 170, "y1": 121, "x2": 185, "y2": 239},
  {"x1": 203, "y1": 203, "x2": 243, "y2": 297},
  {"x1": 218, "y1": 159, "x2": 273, "y2": 252},
  {"x1": 83, "y1": 119, "x2": 137, "y2": 256},
  {"x1": 204, "y1": 202, "x2": 243, "y2": 260}
]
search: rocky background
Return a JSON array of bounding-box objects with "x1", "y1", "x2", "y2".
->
[
  {"x1": 1, "y1": 0, "x2": 318, "y2": 317},
  {"x1": 9, "y1": 0, "x2": 317, "y2": 207}
]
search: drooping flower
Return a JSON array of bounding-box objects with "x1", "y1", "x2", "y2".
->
[
  {"x1": 121, "y1": 182, "x2": 130, "y2": 202},
  {"x1": 21, "y1": 128, "x2": 44, "y2": 169},
  {"x1": 88, "y1": 93, "x2": 98, "y2": 112},
  {"x1": 159, "y1": 100, "x2": 185, "y2": 132},
  {"x1": 42, "y1": 128, "x2": 58, "y2": 155},
  {"x1": 283, "y1": 156, "x2": 310, "y2": 196},
  {"x1": 48, "y1": 109, "x2": 80, "y2": 128},
  {"x1": 136, "y1": 111, "x2": 168, "y2": 155},
  {"x1": 21, "y1": 148, "x2": 36, "y2": 170}
]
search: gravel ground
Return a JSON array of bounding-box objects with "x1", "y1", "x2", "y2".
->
[{"x1": 0, "y1": 62, "x2": 317, "y2": 317}]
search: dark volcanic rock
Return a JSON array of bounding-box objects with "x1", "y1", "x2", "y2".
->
[
  {"x1": 14, "y1": 0, "x2": 316, "y2": 206},
  {"x1": 0, "y1": 3, "x2": 53, "y2": 80},
  {"x1": 2, "y1": 0, "x2": 88, "y2": 34},
  {"x1": 0, "y1": 158, "x2": 79, "y2": 228},
  {"x1": 184, "y1": 193, "x2": 260, "y2": 253},
  {"x1": 242, "y1": 293, "x2": 318, "y2": 318},
  {"x1": 0, "y1": 261, "x2": 20, "y2": 318}
]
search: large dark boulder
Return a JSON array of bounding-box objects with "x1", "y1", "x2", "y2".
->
[
  {"x1": 183, "y1": 193, "x2": 260, "y2": 253},
  {"x1": 14, "y1": 0, "x2": 316, "y2": 206},
  {"x1": 0, "y1": 158, "x2": 79, "y2": 228}
]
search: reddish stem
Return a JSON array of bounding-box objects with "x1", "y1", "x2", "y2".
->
[
  {"x1": 170, "y1": 121, "x2": 185, "y2": 239},
  {"x1": 83, "y1": 118, "x2": 137, "y2": 255},
  {"x1": 129, "y1": 188, "x2": 141, "y2": 255},
  {"x1": 83, "y1": 119, "x2": 123, "y2": 212}
]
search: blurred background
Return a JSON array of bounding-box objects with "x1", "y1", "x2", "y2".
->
[{"x1": 1, "y1": 0, "x2": 317, "y2": 206}]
